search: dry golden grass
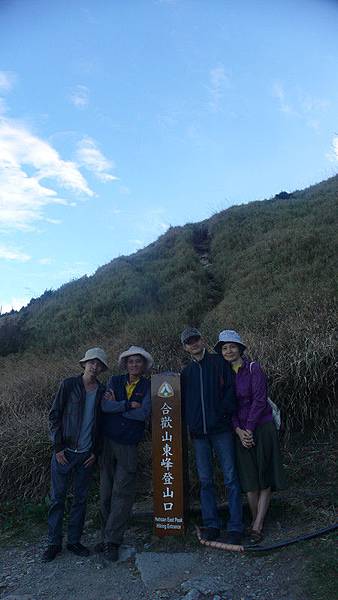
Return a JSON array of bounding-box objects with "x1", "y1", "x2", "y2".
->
[{"x1": 0, "y1": 308, "x2": 336, "y2": 502}]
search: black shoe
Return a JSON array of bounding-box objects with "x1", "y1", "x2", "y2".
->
[
  {"x1": 67, "y1": 542, "x2": 90, "y2": 557},
  {"x1": 104, "y1": 542, "x2": 119, "y2": 562},
  {"x1": 225, "y1": 531, "x2": 242, "y2": 545},
  {"x1": 42, "y1": 544, "x2": 62, "y2": 562},
  {"x1": 200, "y1": 527, "x2": 220, "y2": 541}
]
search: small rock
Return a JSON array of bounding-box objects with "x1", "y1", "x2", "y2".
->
[
  {"x1": 143, "y1": 543, "x2": 152, "y2": 550},
  {"x1": 118, "y1": 545, "x2": 137, "y2": 562},
  {"x1": 183, "y1": 590, "x2": 201, "y2": 600},
  {"x1": 182, "y1": 576, "x2": 229, "y2": 595}
]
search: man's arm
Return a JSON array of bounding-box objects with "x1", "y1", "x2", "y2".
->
[
  {"x1": 246, "y1": 363, "x2": 268, "y2": 432},
  {"x1": 126, "y1": 389, "x2": 151, "y2": 422},
  {"x1": 49, "y1": 379, "x2": 67, "y2": 453},
  {"x1": 101, "y1": 376, "x2": 128, "y2": 413}
]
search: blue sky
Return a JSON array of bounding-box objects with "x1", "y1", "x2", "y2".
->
[{"x1": 0, "y1": 0, "x2": 337, "y2": 313}]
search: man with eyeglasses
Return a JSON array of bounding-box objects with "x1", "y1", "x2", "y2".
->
[{"x1": 180, "y1": 327, "x2": 243, "y2": 544}]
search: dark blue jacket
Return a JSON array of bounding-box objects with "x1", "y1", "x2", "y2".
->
[
  {"x1": 181, "y1": 350, "x2": 237, "y2": 437},
  {"x1": 101, "y1": 374, "x2": 151, "y2": 445}
]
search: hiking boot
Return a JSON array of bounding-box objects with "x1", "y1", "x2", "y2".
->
[
  {"x1": 66, "y1": 542, "x2": 90, "y2": 557},
  {"x1": 225, "y1": 531, "x2": 242, "y2": 545},
  {"x1": 200, "y1": 527, "x2": 220, "y2": 541},
  {"x1": 42, "y1": 544, "x2": 62, "y2": 562},
  {"x1": 104, "y1": 542, "x2": 119, "y2": 561}
]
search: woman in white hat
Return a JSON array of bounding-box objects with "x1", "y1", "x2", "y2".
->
[
  {"x1": 98, "y1": 345, "x2": 153, "y2": 561},
  {"x1": 214, "y1": 330, "x2": 286, "y2": 545}
]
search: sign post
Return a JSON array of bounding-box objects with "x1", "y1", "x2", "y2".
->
[{"x1": 151, "y1": 372, "x2": 188, "y2": 536}]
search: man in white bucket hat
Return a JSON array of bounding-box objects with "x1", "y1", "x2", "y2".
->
[
  {"x1": 98, "y1": 345, "x2": 153, "y2": 561},
  {"x1": 43, "y1": 347, "x2": 108, "y2": 562}
]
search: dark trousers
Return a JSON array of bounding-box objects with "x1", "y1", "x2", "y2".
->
[
  {"x1": 47, "y1": 449, "x2": 93, "y2": 545},
  {"x1": 100, "y1": 437, "x2": 138, "y2": 545}
]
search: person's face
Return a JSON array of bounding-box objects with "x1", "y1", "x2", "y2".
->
[
  {"x1": 83, "y1": 359, "x2": 104, "y2": 378},
  {"x1": 127, "y1": 354, "x2": 146, "y2": 377},
  {"x1": 184, "y1": 335, "x2": 204, "y2": 356},
  {"x1": 221, "y1": 343, "x2": 241, "y2": 363}
]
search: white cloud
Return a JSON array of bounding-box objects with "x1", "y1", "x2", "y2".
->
[
  {"x1": 333, "y1": 136, "x2": 338, "y2": 160},
  {"x1": 0, "y1": 245, "x2": 31, "y2": 262},
  {"x1": 272, "y1": 82, "x2": 294, "y2": 114},
  {"x1": 38, "y1": 257, "x2": 53, "y2": 265},
  {"x1": 327, "y1": 135, "x2": 338, "y2": 163},
  {"x1": 69, "y1": 85, "x2": 89, "y2": 108},
  {"x1": 119, "y1": 185, "x2": 130, "y2": 195},
  {"x1": 129, "y1": 238, "x2": 144, "y2": 247},
  {"x1": 0, "y1": 71, "x2": 16, "y2": 92},
  {"x1": 272, "y1": 83, "x2": 329, "y2": 131},
  {"x1": 300, "y1": 96, "x2": 330, "y2": 113},
  {"x1": 0, "y1": 117, "x2": 94, "y2": 230},
  {"x1": 208, "y1": 65, "x2": 231, "y2": 112},
  {"x1": 0, "y1": 297, "x2": 29, "y2": 314},
  {"x1": 76, "y1": 137, "x2": 117, "y2": 182},
  {"x1": 137, "y1": 208, "x2": 169, "y2": 235}
]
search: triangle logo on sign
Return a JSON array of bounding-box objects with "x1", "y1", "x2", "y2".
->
[{"x1": 158, "y1": 382, "x2": 174, "y2": 398}]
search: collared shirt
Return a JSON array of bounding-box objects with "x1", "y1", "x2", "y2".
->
[{"x1": 125, "y1": 378, "x2": 140, "y2": 400}]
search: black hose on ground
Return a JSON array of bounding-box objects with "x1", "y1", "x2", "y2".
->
[
  {"x1": 244, "y1": 522, "x2": 338, "y2": 552},
  {"x1": 133, "y1": 510, "x2": 338, "y2": 553}
]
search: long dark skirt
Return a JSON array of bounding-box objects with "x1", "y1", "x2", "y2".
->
[{"x1": 235, "y1": 421, "x2": 287, "y2": 492}]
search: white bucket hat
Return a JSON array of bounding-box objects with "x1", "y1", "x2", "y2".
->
[
  {"x1": 214, "y1": 330, "x2": 246, "y2": 353},
  {"x1": 118, "y1": 345, "x2": 154, "y2": 371},
  {"x1": 79, "y1": 347, "x2": 109, "y2": 371}
]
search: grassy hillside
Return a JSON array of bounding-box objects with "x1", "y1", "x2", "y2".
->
[{"x1": 0, "y1": 175, "x2": 336, "y2": 501}]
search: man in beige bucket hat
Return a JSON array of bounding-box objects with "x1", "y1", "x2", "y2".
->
[
  {"x1": 43, "y1": 347, "x2": 108, "y2": 562},
  {"x1": 98, "y1": 345, "x2": 153, "y2": 561}
]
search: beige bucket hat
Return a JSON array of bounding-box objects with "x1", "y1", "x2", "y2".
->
[
  {"x1": 79, "y1": 347, "x2": 109, "y2": 371},
  {"x1": 118, "y1": 345, "x2": 154, "y2": 371}
]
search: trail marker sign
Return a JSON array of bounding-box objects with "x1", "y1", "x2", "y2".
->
[{"x1": 151, "y1": 372, "x2": 187, "y2": 536}]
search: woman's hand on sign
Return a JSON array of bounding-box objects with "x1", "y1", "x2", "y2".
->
[
  {"x1": 104, "y1": 389, "x2": 116, "y2": 401},
  {"x1": 130, "y1": 401, "x2": 142, "y2": 409}
]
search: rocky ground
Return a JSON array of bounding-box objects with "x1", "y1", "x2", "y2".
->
[
  {"x1": 0, "y1": 514, "x2": 332, "y2": 600},
  {"x1": 1, "y1": 440, "x2": 337, "y2": 600}
]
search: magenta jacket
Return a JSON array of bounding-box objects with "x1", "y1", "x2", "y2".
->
[{"x1": 232, "y1": 359, "x2": 273, "y2": 432}]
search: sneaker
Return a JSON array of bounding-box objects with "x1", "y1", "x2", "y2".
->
[
  {"x1": 104, "y1": 542, "x2": 119, "y2": 562},
  {"x1": 225, "y1": 531, "x2": 242, "y2": 545},
  {"x1": 200, "y1": 527, "x2": 220, "y2": 541},
  {"x1": 42, "y1": 544, "x2": 62, "y2": 562},
  {"x1": 66, "y1": 542, "x2": 90, "y2": 557}
]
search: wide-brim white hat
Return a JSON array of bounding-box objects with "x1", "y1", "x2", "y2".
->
[
  {"x1": 79, "y1": 347, "x2": 109, "y2": 370},
  {"x1": 214, "y1": 330, "x2": 246, "y2": 353},
  {"x1": 118, "y1": 345, "x2": 154, "y2": 371}
]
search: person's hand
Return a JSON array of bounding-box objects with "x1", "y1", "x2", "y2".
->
[
  {"x1": 243, "y1": 429, "x2": 255, "y2": 448},
  {"x1": 83, "y1": 453, "x2": 95, "y2": 468},
  {"x1": 236, "y1": 428, "x2": 255, "y2": 448},
  {"x1": 104, "y1": 389, "x2": 116, "y2": 401},
  {"x1": 55, "y1": 450, "x2": 68, "y2": 465},
  {"x1": 130, "y1": 401, "x2": 141, "y2": 409}
]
